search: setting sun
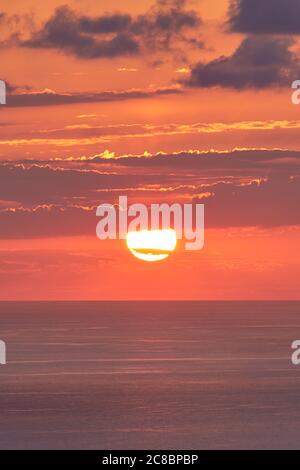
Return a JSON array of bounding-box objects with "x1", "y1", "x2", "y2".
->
[{"x1": 126, "y1": 229, "x2": 177, "y2": 262}]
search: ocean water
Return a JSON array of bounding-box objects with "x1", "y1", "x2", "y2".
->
[{"x1": 0, "y1": 301, "x2": 300, "y2": 450}]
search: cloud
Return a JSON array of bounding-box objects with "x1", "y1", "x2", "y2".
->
[
  {"x1": 0, "y1": 174, "x2": 299, "y2": 238},
  {"x1": 185, "y1": 36, "x2": 299, "y2": 89},
  {"x1": 195, "y1": 176, "x2": 300, "y2": 227},
  {"x1": 25, "y1": 119, "x2": 300, "y2": 140},
  {"x1": 6, "y1": 85, "x2": 181, "y2": 107},
  {"x1": 131, "y1": 0, "x2": 202, "y2": 53},
  {"x1": 0, "y1": 146, "x2": 300, "y2": 238},
  {"x1": 0, "y1": 146, "x2": 299, "y2": 204},
  {"x1": 87, "y1": 148, "x2": 300, "y2": 174},
  {"x1": 0, "y1": 163, "x2": 174, "y2": 205},
  {"x1": 79, "y1": 13, "x2": 132, "y2": 34},
  {"x1": 229, "y1": 0, "x2": 300, "y2": 34},
  {"x1": 16, "y1": 1, "x2": 202, "y2": 60},
  {"x1": 5, "y1": 147, "x2": 300, "y2": 175},
  {"x1": 23, "y1": 6, "x2": 139, "y2": 59},
  {"x1": 0, "y1": 205, "x2": 97, "y2": 239},
  {"x1": 3, "y1": 120, "x2": 300, "y2": 151}
]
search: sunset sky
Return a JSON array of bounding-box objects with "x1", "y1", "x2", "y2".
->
[{"x1": 0, "y1": 0, "x2": 300, "y2": 299}]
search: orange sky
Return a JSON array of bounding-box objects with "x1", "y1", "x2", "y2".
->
[{"x1": 0, "y1": 0, "x2": 299, "y2": 299}]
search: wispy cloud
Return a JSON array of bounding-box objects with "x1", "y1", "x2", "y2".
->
[
  {"x1": 2, "y1": 119, "x2": 300, "y2": 148},
  {"x1": 6, "y1": 84, "x2": 182, "y2": 108}
]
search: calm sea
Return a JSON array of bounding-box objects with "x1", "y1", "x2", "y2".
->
[{"x1": 0, "y1": 301, "x2": 300, "y2": 449}]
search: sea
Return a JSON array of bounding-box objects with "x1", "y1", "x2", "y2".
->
[{"x1": 0, "y1": 301, "x2": 299, "y2": 449}]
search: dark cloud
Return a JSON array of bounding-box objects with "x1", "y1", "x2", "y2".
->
[
  {"x1": 0, "y1": 205, "x2": 96, "y2": 239},
  {"x1": 0, "y1": 163, "x2": 173, "y2": 205},
  {"x1": 18, "y1": 1, "x2": 202, "y2": 60},
  {"x1": 229, "y1": 0, "x2": 300, "y2": 34},
  {"x1": 0, "y1": 146, "x2": 300, "y2": 238},
  {"x1": 0, "y1": 174, "x2": 299, "y2": 238},
  {"x1": 7, "y1": 148, "x2": 300, "y2": 178},
  {"x1": 22, "y1": 6, "x2": 139, "y2": 59},
  {"x1": 196, "y1": 176, "x2": 300, "y2": 228},
  {"x1": 185, "y1": 36, "x2": 299, "y2": 89},
  {"x1": 89, "y1": 148, "x2": 300, "y2": 174},
  {"x1": 79, "y1": 13, "x2": 132, "y2": 34},
  {"x1": 131, "y1": 0, "x2": 202, "y2": 52},
  {"x1": 0, "y1": 147, "x2": 299, "y2": 201},
  {"x1": 6, "y1": 85, "x2": 181, "y2": 107}
]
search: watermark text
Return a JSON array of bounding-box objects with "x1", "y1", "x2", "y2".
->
[
  {"x1": 96, "y1": 196, "x2": 204, "y2": 251},
  {"x1": 0, "y1": 340, "x2": 6, "y2": 365},
  {"x1": 0, "y1": 80, "x2": 6, "y2": 105}
]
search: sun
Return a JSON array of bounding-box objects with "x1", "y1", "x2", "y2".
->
[{"x1": 126, "y1": 229, "x2": 177, "y2": 262}]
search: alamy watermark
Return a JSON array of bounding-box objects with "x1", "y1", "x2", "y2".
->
[
  {"x1": 96, "y1": 196, "x2": 204, "y2": 251},
  {"x1": 0, "y1": 340, "x2": 6, "y2": 365},
  {"x1": 291, "y1": 80, "x2": 300, "y2": 105},
  {"x1": 0, "y1": 80, "x2": 6, "y2": 105},
  {"x1": 291, "y1": 340, "x2": 300, "y2": 365}
]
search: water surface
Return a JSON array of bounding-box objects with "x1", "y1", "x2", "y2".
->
[{"x1": 0, "y1": 301, "x2": 299, "y2": 449}]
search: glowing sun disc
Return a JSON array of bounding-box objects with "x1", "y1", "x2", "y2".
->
[{"x1": 126, "y1": 229, "x2": 177, "y2": 262}]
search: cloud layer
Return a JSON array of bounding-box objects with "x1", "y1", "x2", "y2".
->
[
  {"x1": 6, "y1": 85, "x2": 181, "y2": 107},
  {"x1": 0, "y1": 147, "x2": 299, "y2": 238}
]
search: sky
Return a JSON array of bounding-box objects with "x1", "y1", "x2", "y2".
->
[{"x1": 0, "y1": 0, "x2": 300, "y2": 300}]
